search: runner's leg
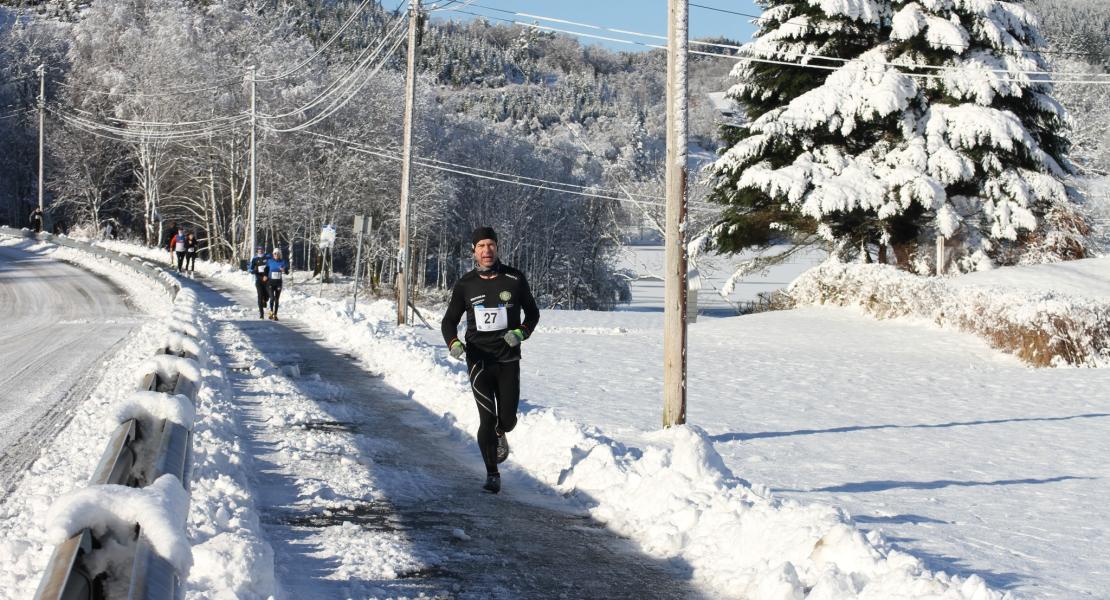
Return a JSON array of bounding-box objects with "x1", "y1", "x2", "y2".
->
[
  {"x1": 494, "y1": 360, "x2": 520, "y2": 434},
  {"x1": 269, "y1": 282, "x2": 282, "y2": 314},
  {"x1": 468, "y1": 358, "x2": 500, "y2": 475},
  {"x1": 256, "y1": 281, "x2": 268, "y2": 316}
]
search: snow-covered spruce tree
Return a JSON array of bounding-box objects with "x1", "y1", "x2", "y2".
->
[{"x1": 709, "y1": 0, "x2": 1089, "y2": 271}]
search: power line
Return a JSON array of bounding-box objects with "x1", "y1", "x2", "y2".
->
[
  {"x1": 69, "y1": 106, "x2": 246, "y2": 127},
  {"x1": 688, "y1": 1, "x2": 1110, "y2": 61},
  {"x1": 256, "y1": 0, "x2": 378, "y2": 83},
  {"x1": 297, "y1": 129, "x2": 719, "y2": 212},
  {"x1": 450, "y1": 2, "x2": 1110, "y2": 80},
  {"x1": 261, "y1": 23, "x2": 408, "y2": 133},
  {"x1": 55, "y1": 77, "x2": 242, "y2": 98},
  {"x1": 442, "y1": 6, "x2": 1110, "y2": 85},
  {"x1": 260, "y1": 15, "x2": 408, "y2": 122},
  {"x1": 49, "y1": 106, "x2": 248, "y2": 142},
  {"x1": 0, "y1": 108, "x2": 32, "y2": 120}
]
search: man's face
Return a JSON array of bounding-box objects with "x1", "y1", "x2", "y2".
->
[{"x1": 473, "y1": 239, "x2": 498, "y2": 268}]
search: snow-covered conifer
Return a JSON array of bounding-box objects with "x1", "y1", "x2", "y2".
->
[{"x1": 710, "y1": 0, "x2": 1089, "y2": 270}]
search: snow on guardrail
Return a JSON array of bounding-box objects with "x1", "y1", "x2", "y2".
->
[{"x1": 2, "y1": 237, "x2": 209, "y2": 600}]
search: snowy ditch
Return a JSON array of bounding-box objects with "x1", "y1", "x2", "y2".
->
[{"x1": 93, "y1": 240, "x2": 1018, "y2": 599}]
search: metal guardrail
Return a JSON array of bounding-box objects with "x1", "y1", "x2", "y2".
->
[
  {"x1": 2, "y1": 229, "x2": 203, "y2": 600},
  {"x1": 34, "y1": 351, "x2": 201, "y2": 600},
  {"x1": 0, "y1": 227, "x2": 180, "y2": 301}
]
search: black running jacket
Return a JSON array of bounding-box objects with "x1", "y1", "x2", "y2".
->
[{"x1": 441, "y1": 261, "x2": 540, "y2": 363}]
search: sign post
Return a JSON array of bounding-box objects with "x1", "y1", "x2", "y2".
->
[
  {"x1": 319, "y1": 224, "x2": 336, "y2": 298},
  {"x1": 351, "y1": 215, "x2": 371, "y2": 315}
]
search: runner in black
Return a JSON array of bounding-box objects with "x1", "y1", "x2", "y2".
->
[
  {"x1": 184, "y1": 232, "x2": 198, "y2": 276},
  {"x1": 248, "y1": 246, "x2": 270, "y2": 319},
  {"x1": 441, "y1": 227, "x2": 540, "y2": 494}
]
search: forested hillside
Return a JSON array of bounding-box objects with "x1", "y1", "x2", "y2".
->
[
  {"x1": 0, "y1": 0, "x2": 739, "y2": 309},
  {"x1": 1, "y1": 0, "x2": 1105, "y2": 307}
]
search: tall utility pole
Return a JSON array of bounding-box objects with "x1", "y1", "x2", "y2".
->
[
  {"x1": 248, "y1": 65, "x2": 258, "y2": 259},
  {"x1": 396, "y1": 0, "x2": 421, "y2": 325},
  {"x1": 663, "y1": 0, "x2": 689, "y2": 428},
  {"x1": 37, "y1": 64, "x2": 45, "y2": 214}
]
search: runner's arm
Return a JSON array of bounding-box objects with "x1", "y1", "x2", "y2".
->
[
  {"x1": 441, "y1": 283, "x2": 465, "y2": 347},
  {"x1": 519, "y1": 274, "x2": 540, "y2": 339}
]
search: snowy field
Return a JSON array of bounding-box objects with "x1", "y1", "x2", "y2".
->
[
  {"x1": 616, "y1": 244, "x2": 826, "y2": 314},
  {"x1": 15, "y1": 238, "x2": 1107, "y2": 598}
]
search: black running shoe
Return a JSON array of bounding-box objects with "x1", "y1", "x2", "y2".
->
[
  {"x1": 483, "y1": 474, "x2": 501, "y2": 494},
  {"x1": 495, "y1": 431, "x2": 510, "y2": 464}
]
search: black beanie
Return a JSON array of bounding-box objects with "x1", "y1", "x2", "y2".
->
[{"x1": 471, "y1": 226, "x2": 498, "y2": 246}]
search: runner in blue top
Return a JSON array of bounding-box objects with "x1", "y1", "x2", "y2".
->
[{"x1": 266, "y1": 248, "x2": 290, "y2": 320}]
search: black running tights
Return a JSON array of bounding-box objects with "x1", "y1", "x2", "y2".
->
[
  {"x1": 467, "y1": 359, "x2": 520, "y2": 475},
  {"x1": 268, "y1": 282, "x2": 283, "y2": 314},
  {"x1": 255, "y1": 280, "x2": 269, "y2": 315}
]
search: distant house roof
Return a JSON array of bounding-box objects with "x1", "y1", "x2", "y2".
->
[{"x1": 706, "y1": 92, "x2": 738, "y2": 116}]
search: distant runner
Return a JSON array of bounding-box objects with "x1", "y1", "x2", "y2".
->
[
  {"x1": 249, "y1": 246, "x2": 270, "y2": 319},
  {"x1": 171, "y1": 228, "x2": 186, "y2": 271},
  {"x1": 441, "y1": 227, "x2": 540, "y2": 494},
  {"x1": 184, "y1": 231, "x2": 198, "y2": 276},
  {"x1": 267, "y1": 248, "x2": 289, "y2": 321},
  {"x1": 29, "y1": 208, "x2": 43, "y2": 233}
]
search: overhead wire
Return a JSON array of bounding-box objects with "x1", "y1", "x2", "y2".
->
[
  {"x1": 0, "y1": 108, "x2": 32, "y2": 120},
  {"x1": 49, "y1": 105, "x2": 248, "y2": 142},
  {"x1": 256, "y1": 0, "x2": 377, "y2": 82},
  {"x1": 55, "y1": 77, "x2": 242, "y2": 98},
  {"x1": 259, "y1": 14, "x2": 408, "y2": 122},
  {"x1": 261, "y1": 23, "x2": 408, "y2": 133},
  {"x1": 296, "y1": 129, "x2": 720, "y2": 212},
  {"x1": 68, "y1": 105, "x2": 246, "y2": 127},
  {"x1": 688, "y1": 1, "x2": 1110, "y2": 61},
  {"x1": 443, "y1": 4, "x2": 1110, "y2": 85}
]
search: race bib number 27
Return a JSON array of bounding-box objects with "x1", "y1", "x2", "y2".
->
[{"x1": 474, "y1": 306, "x2": 508, "y2": 332}]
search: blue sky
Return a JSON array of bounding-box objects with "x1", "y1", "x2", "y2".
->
[{"x1": 429, "y1": 1, "x2": 762, "y2": 52}]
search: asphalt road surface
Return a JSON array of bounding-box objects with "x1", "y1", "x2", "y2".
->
[{"x1": 0, "y1": 244, "x2": 140, "y2": 498}]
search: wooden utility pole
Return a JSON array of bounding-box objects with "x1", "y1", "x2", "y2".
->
[
  {"x1": 37, "y1": 64, "x2": 45, "y2": 214},
  {"x1": 248, "y1": 65, "x2": 258, "y2": 258},
  {"x1": 936, "y1": 233, "x2": 946, "y2": 276},
  {"x1": 663, "y1": 0, "x2": 689, "y2": 428},
  {"x1": 396, "y1": 0, "x2": 420, "y2": 325}
]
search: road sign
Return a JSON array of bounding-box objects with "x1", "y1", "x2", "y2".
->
[
  {"x1": 353, "y1": 215, "x2": 371, "y2": 235},
  {"x1": 320, "y1": 224, "x2": 336, "y2": 249}
]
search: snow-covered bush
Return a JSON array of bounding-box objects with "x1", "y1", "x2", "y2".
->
[{"x1": 789, "y1": 262, "x2": 1110, "y2": 366}]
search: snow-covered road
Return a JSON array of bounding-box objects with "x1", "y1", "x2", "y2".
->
[
  {"x1": 186, "y1": 276, "x2": 702, "y2": 599},
  {"x1": 0, "y1": 244, "x2": 140, "y2": 498}
]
